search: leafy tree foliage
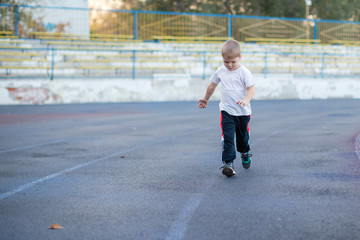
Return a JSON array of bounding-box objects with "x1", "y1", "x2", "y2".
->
[
  {"x1": 311, "y1": 0, "x2": 359, "y2": 21},
  {"x1": 2, "y1": 0, "x2": 359, "y2": 21},
  {"x1": 0, "y1": 0, "x2": 39, "y2": 4},
  {"x1": 0, "y1": 0, "x2": 45, "y2": 36},
  {"x1": 119, "y1": 0, "x2": 359, "y2": 21}
]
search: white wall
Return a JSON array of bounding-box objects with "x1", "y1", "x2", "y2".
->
[
  {"x1": 29, "y1": 0, "x2": 90, "y2": 35},
  {"x1": 1, "y1": 75, "x2": 360, "y2": 105}
]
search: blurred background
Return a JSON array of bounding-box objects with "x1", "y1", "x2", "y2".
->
[{"x1": 0, "y1": 0, "x2": 359, "y2": 104}]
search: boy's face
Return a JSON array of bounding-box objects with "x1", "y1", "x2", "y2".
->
[{"x1": 222, "y1": 55, "x2": 241, "y2": 71}]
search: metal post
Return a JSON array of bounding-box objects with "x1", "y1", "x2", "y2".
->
[
  {"x1": 50, "y1": 48, "x2": 55, "y2": 80},
  {"x1": 132, "y1": 50, "x2": 136, "y2": 79},
  {"x1": 306, "y1": 7, "x2": 309, "y2": 39},
  {"x1": 134, "y1": 11, "x2": 138, "y2": 40},
  {"x1": 321, "y1": 53, "x2": 325, "y2": 78},
  {"x1": 14, "y1": 5, "x2": 19, "y2": 36},
  {"x1": 313, "y1": 20, "x2": 318, "y2": 41},
  {"x1": 264, "y1": 52, "x2": 268, "y2": 78},
  {"x1": 304, "y1": 0, "x2": 312, "y2": 40},
  {"x1": 228, "y1": 15, "x2": 233, "y2": 38},
  {"x1": 202, "y1": 51, "x2": 206, "y2": 79}
]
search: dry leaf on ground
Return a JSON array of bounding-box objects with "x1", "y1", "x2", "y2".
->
[{"x1": 49, "y1": 224, "x2": 63, "y2": 229}]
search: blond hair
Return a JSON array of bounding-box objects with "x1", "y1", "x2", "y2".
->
[{"x1": 221, "y1": 40, "x2": 241, "y2": 58}]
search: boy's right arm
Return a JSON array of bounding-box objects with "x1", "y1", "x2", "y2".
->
[{"x1": 197, "y1": 82, "x2": 218, "y2": 108}]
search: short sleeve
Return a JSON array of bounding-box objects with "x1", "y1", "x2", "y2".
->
[
  {"x1": 243, "y1": 67, "x2": 255, "y2": 88},
  {"x1": 210, "y1": 67, "x2": 221, "y2": 84}
]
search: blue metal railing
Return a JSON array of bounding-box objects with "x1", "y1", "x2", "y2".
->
[
  {"x1": 1, "y1": 47, "x2": 359, "y2": 80},
  {"x1": 1, "y1": 4, "x2": 359, "y2": 42}
]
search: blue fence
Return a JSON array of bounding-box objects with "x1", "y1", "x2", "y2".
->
[{"x1": 0, "y1": 4, "x2": 360, "y2": 43}]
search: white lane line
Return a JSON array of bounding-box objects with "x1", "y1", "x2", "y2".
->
[
  {"x1": 0, "y1": 127, "x2": 213, "y2": 201},
  {"x1": 0, "y1": 140, "x2": 66, "y2": 154},
  {"x1": 165, "y1": 129, "x2": 284, "y2": 240},
  {"x1": 0, "y1": 150, "x2": 126, "y2": 200},
  {"x1": 165, "y1": 193, "x2": 203, "y2": 240},
  {"x1": 165, "y1": 178, "x2": 215, "y2": 240},
  {"x1": 355, "y1": 133, "x2": 360, "y2": 160}
]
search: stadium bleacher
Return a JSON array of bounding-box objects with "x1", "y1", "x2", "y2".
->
[{"x1": 0, "y1": 37, "x2": 360, "y2": 79}]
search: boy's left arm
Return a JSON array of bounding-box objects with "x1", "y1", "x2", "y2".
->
[{"x1": 237, "y1": 85, "x2": 255, "y2": 107}]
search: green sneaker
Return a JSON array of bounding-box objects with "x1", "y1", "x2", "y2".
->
[
  {"x1": 241, "y1": 153, "x2": 252, "y2": 169},
  {"x1": 220, "y1": 162, "x2": 236, "y2": 177}
]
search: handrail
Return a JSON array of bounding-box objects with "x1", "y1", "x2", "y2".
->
[{"x1": 0, "y1": 47, "x2": 359, "y2": 80}]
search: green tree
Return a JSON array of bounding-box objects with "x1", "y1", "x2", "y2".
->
[
  {"x1": 0, "y1": 0, "x2": 39, "y2": 4},
  {"x1": 119, "y1": 0, "x2": 359, "y2": 21},
  {"x1": 311, "y1": 0, "x2": 360, "y2": 21},
  {"x1": 0, "y1": 0, "x2": 50, "y2": 36}
]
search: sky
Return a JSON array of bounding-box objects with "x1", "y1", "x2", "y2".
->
[{"x1": 88, "y1": 0, "x2": 123, "y2": 9}]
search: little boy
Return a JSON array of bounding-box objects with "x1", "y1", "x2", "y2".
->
[{"x1": 197, "y1": 39, "x2": 255, "y2": 177}]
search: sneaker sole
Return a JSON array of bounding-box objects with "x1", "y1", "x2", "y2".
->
[
  {"x1": 222, "y1": 167, "x2": 236, "y2": 177},
  {"x1": 242, "y1": 161, "x2": 251, "y2": 169}
]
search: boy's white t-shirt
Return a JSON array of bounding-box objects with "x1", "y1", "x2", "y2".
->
[{"x1": 210, "y1": 65, "x2": 255, "y2": 116}]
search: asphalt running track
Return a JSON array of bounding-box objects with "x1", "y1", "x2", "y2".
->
[{"x1": 1, "y1": 100, "x2": 360, "y2": 240}]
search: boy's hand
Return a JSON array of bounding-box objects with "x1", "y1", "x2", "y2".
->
[
  {"x1": 197, "y1": 98, "x2": 208, "y2": 108},
  {"x1": 237, "y1": 99, "x2": 249, "y2": 107}
]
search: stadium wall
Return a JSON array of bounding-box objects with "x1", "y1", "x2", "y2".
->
[
  {"x1": 26, "y1": 0, "x2": 90, "y2": 35},
  {"x1": 1, "y1": 75, "x2": 360, "y2": 105}
]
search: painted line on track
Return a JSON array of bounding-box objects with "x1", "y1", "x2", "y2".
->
[
  {"x1": 0, "y1": 140, "x2": 66, "y2": 154},
  {"x1": 165, "y1": 128, "x2": 285, "y2": 240},
  {"x1": 165, "y1": 188, "x2": 213, "y2": 240},
  {"x1": 355, "y1": 133, "x2": 360, "y2": 160},
  {"x1": 0, "y1": 149, "x2": 129, "y2": 200},
  {"x1": 0, "y1": 127, "x2": 213, "y2": 201}
]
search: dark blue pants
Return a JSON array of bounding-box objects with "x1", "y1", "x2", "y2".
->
[{"x1": 220, "y1": 111, "x2": 251, "y2": 163}]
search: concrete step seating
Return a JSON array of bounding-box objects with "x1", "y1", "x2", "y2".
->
[
  {"x1": 153, "y1": 35, "x2": 233, "y2": 43},
  {"x1": 0, "y1": 47, "x2": 53, "y2": 77},
  {"x1": 36, "y1": 36, "x2": 360, "y2": 55},
  {"x1": 245, "y1": 37, "x2": 321, "y2": 45},
  {"x1": 44, "y1": 40, "x2": 144, "y2": 49},
  {"x1": 0, "y1": 31, "x2": 19, "y2": 39},
  {"x1": 329, "y1": 40, "x2": 360, "y2": 46},
  {"x1": 0, "y1": 50, "x2": 50, "y2": 68},
  {"x1": 30, "y1": 32, "x2": 137, "y2": 42},
  {"x1": 1, "y1": 38, "x2": 359, "y2": 78},
  {"x1": 0, "y1": 39, "x2": 25, "y2": 48}
]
